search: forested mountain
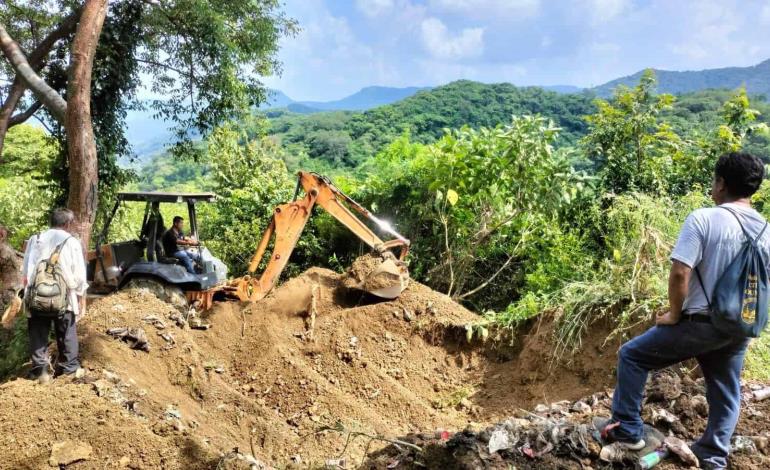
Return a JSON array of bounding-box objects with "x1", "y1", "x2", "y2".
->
[
  {"x1": 269, "y1": 80, "x2": 597, "y2": 167},
  {"x1": 298, "y1": 86, "x2": 430, "y2": 111},
  {"x1": 263, "y1": 86, "x2": 431, "y2": 113},
  {"x1": 594, "y1": 59, "x2": 770, "y2": 97}
]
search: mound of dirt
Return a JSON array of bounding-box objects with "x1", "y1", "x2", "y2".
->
[
  {"x1": 0, "y1": 267, "x2": 490, "y2": 467},
  {"x1": 0, "y1": 378, "x2": 217, "y2": 469},
  {"x1": 0, "y1": 261, "x2": 658, "y2": 468},
  {"x1": 363, "y1": 368, "x2": 770, "y2": 469}
]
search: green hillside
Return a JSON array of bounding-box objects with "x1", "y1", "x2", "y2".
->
[
  {"x1": 268, "y1": 80, "x2": 597, "y2": 168},
  {"x1": 267, "y1": 80, "x2": 770, "y2": 171},
  {"x1": 594, "y1": 59, "x2": 770, "y2": 97}
]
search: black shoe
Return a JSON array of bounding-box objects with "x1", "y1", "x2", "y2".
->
[{"x1": 25, "y1": 368, "x2": 46, "y2": 381}]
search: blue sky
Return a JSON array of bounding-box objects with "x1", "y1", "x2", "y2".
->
[{"x1": 262, "y1": 0, "x2": 770, "y2": 101}]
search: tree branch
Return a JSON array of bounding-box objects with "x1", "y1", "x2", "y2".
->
[
  {"x1": 136, "y1": 57, "x2": 201, "y2": 83},
  {"x1": 0, "y1": 24, "x2": 67, "y2": 123},
  {"x1": 457, "y1": 223, "x2": 531, "y2": 300},
  {"x1": 0, "y1": 8, "x2": 81, "y2": 158},
  {"x1": 9, "y1": 100, "x2": 41, "y2": 126}
]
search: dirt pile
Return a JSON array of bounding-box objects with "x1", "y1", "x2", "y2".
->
[
  {"x1": 0, "y1": 377, "x2": 217, "y2": 469},
  {"x1": 0, "y1": 267, "x2": 493, "y2": 467},
  {"x1": 363, "y1": 367, "x2": 770, "y2": 469},
  {"x1": 0, "y1": 262, "x2": 649, "y2": 468}
]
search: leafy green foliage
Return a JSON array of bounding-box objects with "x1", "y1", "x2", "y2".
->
[
  {"x1": 582, "y1": 70, "x2": 680, "y2": 193},
  {"x1": 355, "y1": 116, "x2": 584, "y2": 311},
  {"x1": 197, "y1": 121, "x2": 325, "y2": 277},
  {"x1": 0, "y1": 125, "x2": 61, "y2": 246}
]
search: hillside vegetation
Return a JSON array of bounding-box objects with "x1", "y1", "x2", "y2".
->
[
  {"x1": 267, "y1": 81, "x2": 597, "y2": 168},
  {"x1": 594, "y1": 59, "x2": 770, "y2": 97},
  {"x1": 265, "y1": 80, "x2": 770, "y2": 172}
]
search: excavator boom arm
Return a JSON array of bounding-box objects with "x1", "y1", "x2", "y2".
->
[{"x1": 227, "y1": 172, "x2": 409, "y2": 302}]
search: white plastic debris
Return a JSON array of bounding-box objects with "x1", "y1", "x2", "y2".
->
[{"x1": 488, "y1": 427, "x2": 514, "y2": 454}]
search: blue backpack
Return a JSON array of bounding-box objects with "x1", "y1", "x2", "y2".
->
[{"x1": 695, "y1": 206, "x2": 769, "y2": 338}]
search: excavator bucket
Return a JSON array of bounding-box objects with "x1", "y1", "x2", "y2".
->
[
  {"x1": 344, "y1": 252, "x2": 409, "y2": 299},
  {"x1": 363, "y1": 257, "x2": 410, "y2": 299}
]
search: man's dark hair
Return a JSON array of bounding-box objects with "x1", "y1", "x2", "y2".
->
[
  {"x1": 173, "y1": 216, "x2": 184, "y2": 224},
  {"x1": 714, "y1": 152, "x2": 766, "y2": 198},
  {"x1": 50, "y1": 208, "x2": 75, "y2": 228}
]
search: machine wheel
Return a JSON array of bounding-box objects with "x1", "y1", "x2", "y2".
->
[{"x1": 125, "y1": 277, "x2": 188, "y2": 311}]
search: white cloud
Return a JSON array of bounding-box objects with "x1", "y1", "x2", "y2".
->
[
  {"x1": 355, "y1": 0, "x2": 395, "y2": 18},
  {"x1": 590, "y1": 42, "x2": 621, "y2": 54},
  {"x1": 584, "y1": 0, "x2": 630, "y2": 24},
  {"x1": 420, "y1": 17, "x2": 485, "y2": 60},
  {"x1": 668, "y1": 0, "x2": 756, "y2": 64},
  {"x1": 428, "y1": 0, "x2": 540, "y2": 19},
  {"x1": 762, "y1": 3, "x2": 770, "y2": 24}
]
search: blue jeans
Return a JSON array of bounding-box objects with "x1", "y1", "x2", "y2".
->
[
  {"x1": 611, "y1": 320, "x2": 750, "y2": 469},
  {"x1": 173, "y1": 250, "x2": 196, "y2": 274}
]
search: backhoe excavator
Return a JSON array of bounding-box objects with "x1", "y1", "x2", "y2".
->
[{"x1": 82, "y1": 171, "x2": 410, "y2": 311}]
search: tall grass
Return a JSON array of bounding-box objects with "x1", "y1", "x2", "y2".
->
[{"x1": 488, "y1": 191, "x2": 709, "y2": 360}]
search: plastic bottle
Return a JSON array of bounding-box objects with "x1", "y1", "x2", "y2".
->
[{"x1": 638, "y1": 448, "x2": 669, "y2": 469}]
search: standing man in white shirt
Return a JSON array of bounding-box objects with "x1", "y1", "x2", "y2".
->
[{"x1": 22, "y1": 208, "x2": 88, "y2": 383}]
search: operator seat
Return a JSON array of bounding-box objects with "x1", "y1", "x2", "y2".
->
[{"x1": 143, "y1": 213, "x2": 179, "y2": 265}]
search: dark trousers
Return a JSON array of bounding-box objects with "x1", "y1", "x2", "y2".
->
[
  {"x1": 611, "y1": 321, "x2": 749, "y2": 469},
  {"x1": 28, "y1": 311, "x2": 80, "y2": 376}
]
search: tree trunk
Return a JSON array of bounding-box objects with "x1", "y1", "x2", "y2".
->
[
  {"x1": 0, "y1": 80, "x2": 25, "y2": 161},
  {"x1": 65, "y1": 0, "x2": 108, "y2": 247}
]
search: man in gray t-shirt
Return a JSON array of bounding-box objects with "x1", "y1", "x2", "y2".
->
[
  {"x1": 599, "y1": 152, "x2": 766, "y2": 470},
  {"x1": 671, "y1": 203, "x2": 770, "y2": 313}
]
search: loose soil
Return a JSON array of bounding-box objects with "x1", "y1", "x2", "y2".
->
[{"x1": 1, "y1": 261, "x2": 767, "y2": 468}]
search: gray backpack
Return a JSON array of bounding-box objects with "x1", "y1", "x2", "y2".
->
[
  {"x1": 695, "y1": 207, "x2": 769, "y2": 338},
  {"x1": 27, "y1": 236, "x2": 72, "y2": 316}
]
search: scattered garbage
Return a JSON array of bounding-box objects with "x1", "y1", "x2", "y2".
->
[
  {"x1": 663, "y1": 435, "x2": 699, "y2": 467},
  {"x1": 732, "y1": 435, "x2": 758, "y2": 454},
  {"x1": 753, "y1": 387, "x2": 770, "y2": 402},
  {"x1": 164, "y1": 404, "x2": 182, "y2": 420},
  {"x1": 106, "y1": 327, "x2": 150, "y2": 352},
  {"x1": 363, "y1": 368, "x2": 770, "y2": 469},
  {"x1": 142, "y1": 315, "x2": 166, "y2": 329},
  {"x1": 324, "y1": 457, "x2": 347, "y2": 468},
  {"x1": 637, "y1": 448, "x2": 668, "y2": 469}
]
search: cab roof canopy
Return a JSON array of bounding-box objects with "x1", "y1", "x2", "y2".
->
[{"x1": 117, "y1": 191, "x2": 216, "y2": 203}]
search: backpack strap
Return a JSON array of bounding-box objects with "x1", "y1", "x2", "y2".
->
[
  {"x1": 719, "y1": 206, "x2": 769, "y2": 245},
  {"x1": 48, "y1": 236, "x2": 73, "y2": 266}
]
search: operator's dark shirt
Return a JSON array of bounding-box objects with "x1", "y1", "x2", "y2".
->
[{"x1": 162, "y1": 228, "x2": 182, "y2": 256}]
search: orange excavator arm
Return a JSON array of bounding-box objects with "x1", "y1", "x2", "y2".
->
[{"x1": 226, "y1": 172, "x2": 410, "y2": 302}]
